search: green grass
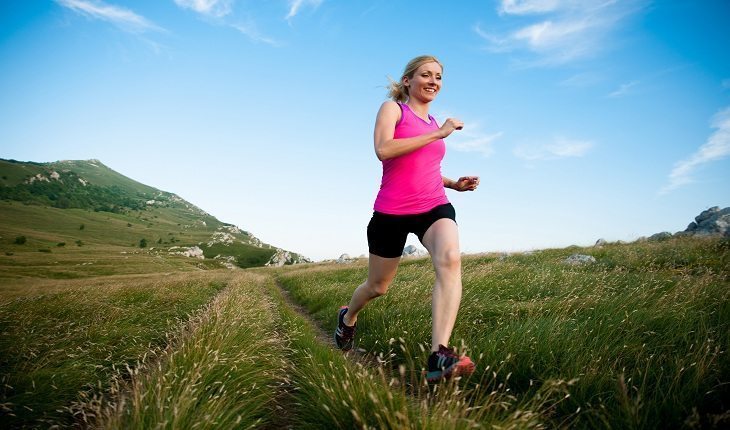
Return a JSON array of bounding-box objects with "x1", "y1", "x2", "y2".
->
[
  {"x1": 202, "y1": 242, "x2": 277, "y2": 269},
  {"x1": 0, "y1": 201, "x2": 278, "y2": 279},
  {"x1": 1, "y1": 236, "x2": 727, "y2": 428},
  {"x1": 94, "y1": 272, "x2": 288, "y2": 429},
  {"x1": 275, "y1": 236, "x2": 730, "y2": 429},
  {"x1": 0, "y1": 272, "x2": 228, "y2": 428}
]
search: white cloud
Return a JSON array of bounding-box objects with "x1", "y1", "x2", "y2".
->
[
  {"x1": 514, "y1": 136, "x2": 594, "y2": 161},
  {"x1": 434, "y1": 113, "x2": 502, "y2": 157},
  {"x1": 56, "y1": 0, "x2": 163, "y2": 33},
  {"x1": 499, "y1": 0, "x2": 561, "y2": 15},
  {"x1": 559, "y1": 72, "x2": 602, "y2": 87},
  {"x1": 449, "y1": 130, "x2": 503, "y2": 157},
  {"x1": 174, "y1": 0, "x2": 234, "y2": 18},
  {"x1": 661, "y1": 107, "x2": 730, "y2": 194},
  {"x1": 230, "y1": 22, "x2": 280, "y2": 46},
  {"x1": 608, "y1": 80, "x2": 639, "y2": 98},
  {"x1": 477, "y1": 0, "x2": 647, "y2": 66},
  {"x1": 285, "y1": 0, "x2": 323, "y2": 21}
]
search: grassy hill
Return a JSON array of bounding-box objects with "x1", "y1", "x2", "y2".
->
[{"x1": 0, "y1": 158, "x2": 308, "y2": 276}]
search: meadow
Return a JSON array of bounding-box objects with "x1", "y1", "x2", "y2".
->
[{"x1": 0, "y1": 236, "x2": 728, "y2": 428}]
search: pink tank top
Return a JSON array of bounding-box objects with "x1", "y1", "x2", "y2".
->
[{"x1": 373, "y1": 103, "x2": 449, "y2": 215}]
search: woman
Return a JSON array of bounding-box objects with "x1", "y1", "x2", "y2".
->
[{"x1": 334, "y1": 55, "x2": 479, "y2": 382}]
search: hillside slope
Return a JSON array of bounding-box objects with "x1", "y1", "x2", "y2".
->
[{"x1": 0, "y1": 158, "x2": 309, "y2": 278}]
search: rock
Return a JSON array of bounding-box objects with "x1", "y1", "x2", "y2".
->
[
  {"x1": 564, "y1": 254, "x2": 596, "y2": 265},
  {"x1": 595, "y1": 238, "x2": 607, "y2": 247},
  {"x1": 181, "y1": 246, "x2": 204, "y2": 259},
  {"x1": 683, "y1": 206, "x2": 730, "y2": 237},
  {"x1": 207, "y1": 230, "x2": 236, "y2": 246},
  {"x1": 402, "y1": 245, "x2": 427, "y2": 258},
  {"x1": 648, "y1": 232, "x2": 673, "y2": 242},
  {"x1": 213, "y1": 255, "x2": 237, "y2": 270},
  {"x1": 267, "y1": 249, "x2": 312, "y2": 266},
  {"x1": 337, "y1": 253, "x2": 352, "y2": 264}
]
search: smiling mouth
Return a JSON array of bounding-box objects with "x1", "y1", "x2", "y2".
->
[{"x1": 424, "y1": 88, "x2": 436, "y2": 93}]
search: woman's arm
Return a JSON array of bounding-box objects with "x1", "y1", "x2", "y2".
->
[
  {"x1": 443, "y1": 175, "x2": 480, "y2": 191},
  {"x1": 373, "y1": 101, "x2": 463, "y2": 161}
]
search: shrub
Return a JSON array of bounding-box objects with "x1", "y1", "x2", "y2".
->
[
  {"x1": 57, "y1": 242, "x2": 66, "y2": 247},
  {"x1": 127, "y1": 223, "x2": 132, "y2": 227},
  {"x1": 79, "y1": 224, "x2": 85, "y2": 230},
  {"x1": 14, "y1": 236, "x2": 26, "y2": 245},
  {"x1": 139, "y1": 238, "x2": 147, "y2": 248},
  {"x1": 76, "y1": 240, "x2": 83, "y2": 246},
  {"x1": 38, "y1": 248, "x2": 51, "y2": 253}
]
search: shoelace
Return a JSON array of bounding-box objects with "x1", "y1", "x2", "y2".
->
[
  {"x1": 438, "y1": 345, "x2": 459, "y2": 359},
  {"x1": 341, "y1": 323, "x2": 355, "y2": 337}
]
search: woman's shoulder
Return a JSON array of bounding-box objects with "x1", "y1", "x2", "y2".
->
[
  {"x1": 379, "y1": 100, "x2": 402, "y2": 111},
  {"x1": 377, "y1": 100, "x2": 403, "y2": 123}
]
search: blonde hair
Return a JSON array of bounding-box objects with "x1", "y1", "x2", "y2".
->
[{"x1": 387, "y1": 55, "x2": 443, "y2": 103}]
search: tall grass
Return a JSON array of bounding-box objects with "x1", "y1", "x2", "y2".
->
[
  {"x1": 92, "y1": 272, "x2": 288, "y2": 429},
  {"x1": 0, "y1": 272, "x2": 227, "y2": 428},
  {"x1": 2, "y1": 236, "x2": 727, "y2": 428},
  {"x1": 265, "y1": 277, "x2": 568, "y2": 429},
  {"x1": 276, "y1": 237, "x2": 730, "y2": 428}
]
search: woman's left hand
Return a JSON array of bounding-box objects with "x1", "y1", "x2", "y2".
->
[{"x1": 454, "y1": 176, "x2": 480, "y2": 192}]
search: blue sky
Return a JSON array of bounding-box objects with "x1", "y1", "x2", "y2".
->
[{"x1": 1, "y1": 0, "x2": 729, "y2": 261}]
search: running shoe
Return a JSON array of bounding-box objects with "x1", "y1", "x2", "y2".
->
[
  {"x1": 425, "y1": 344, "x2": 476, "y2": 382},
  {"x1": 334, "y1": 306, "x2": 356, "y2": 351}
]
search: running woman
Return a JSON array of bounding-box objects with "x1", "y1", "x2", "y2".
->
[{"x1": 334, "y1": 55, "x2": 479, "y2": 382}]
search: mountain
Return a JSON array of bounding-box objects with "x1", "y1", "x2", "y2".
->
[{"x1": 0, "y1": 158, "x2": 309, "y2": 277}]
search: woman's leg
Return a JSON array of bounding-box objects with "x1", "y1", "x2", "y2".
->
[
  {"x1": 343, "y1": 254, "x2": 400, "y2": 326},
  {"x1": 421, "y1": 218, "x2": 462, "y2": 352}
]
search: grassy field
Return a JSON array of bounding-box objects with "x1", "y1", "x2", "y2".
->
[
  {"x1": 0, "y1": 236, "x2": 728, "y2": 428},
  {"x1": 0, "y1": 272, "x2": 228, "y2": 427},
  {"x1": 275, "y1": 236, "x2": 730, "y2": 429}
]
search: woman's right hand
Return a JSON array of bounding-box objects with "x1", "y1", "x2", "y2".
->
[{"x1": 440, "y1": 118, "x2": 464, "y2": 138}]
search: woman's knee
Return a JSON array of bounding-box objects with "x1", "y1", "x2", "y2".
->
[
  {"x1": 435, "y1": 248, "x2": 461, "y2": 271},
  {"x1": 366, "y1": 277, "x2": 392, "y2": 297}
]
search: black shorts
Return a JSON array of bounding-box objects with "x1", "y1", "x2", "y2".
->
[{"x1": 367, "y1": 203, "x2": 456, "y2": 258}]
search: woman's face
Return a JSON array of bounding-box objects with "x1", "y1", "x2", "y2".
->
[{"x1": 403, "y1": 61, "x2": 442, "y2": 103}]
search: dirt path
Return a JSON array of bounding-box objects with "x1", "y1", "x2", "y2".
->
[{"x1": 273, "y1": 279, "x2": 382, "y2": 368}]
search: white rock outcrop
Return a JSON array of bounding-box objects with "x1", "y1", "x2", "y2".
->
[
  {"x1": 682, "y1": 206, "x2": 730, "y2": 237},
  {"x1": 402, "y1": 245, "x2": 427, "y2": 258},
  {"x1": 169, "y1": 246, "x2": 205, "y2": 259},
  {"x1": 207, "y1": 231, "x2": 236, "y2": 246},
  {"x1": 266, "y1": 249, "x2": 312, "y2": 266}
]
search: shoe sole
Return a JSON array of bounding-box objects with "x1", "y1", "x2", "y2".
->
[{"x1": 425, "y1": 357, "x2": 476, "y2": 382}]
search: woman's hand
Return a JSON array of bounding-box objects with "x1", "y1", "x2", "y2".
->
[
  {"x1": 439, "y1": 118, "x2": 464, "y2": 138},
  {"x1": 453, "y1": 176, "x2": 480, "y2": 192}
]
